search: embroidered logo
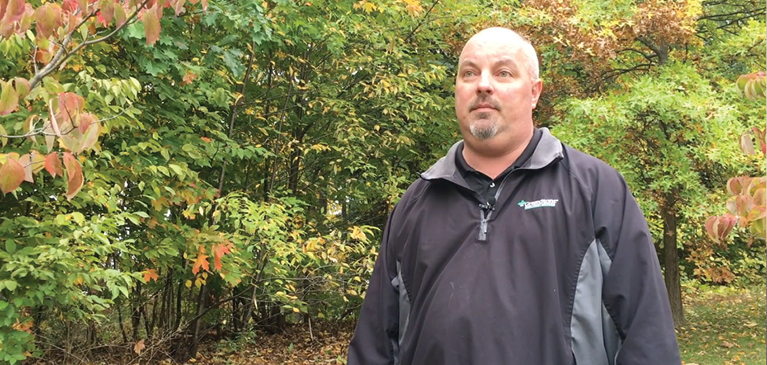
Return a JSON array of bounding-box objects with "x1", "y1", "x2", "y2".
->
[{"x1": 517, "y1": 199, "x2": 559, "y2": 210}]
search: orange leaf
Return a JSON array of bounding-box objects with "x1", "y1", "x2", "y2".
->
[
  {"x1": 34, "y1": 3, "x2": 61, "y2": 39},
  {"x1": 45, "y1": 153, "x2": 63, "y2": 178},
  {"x1": 113, "y1": 2, "x2": 126, "y2": 27},
  {"x1": 142, "y1": 6, "x2": 161, "y2": 45},
  {"x1": 143, "y1": 269, "x2": 159, "y2": 283},
  {"x1": 192, "y1": 253, "x2": 209, "y2": 274},
  {"x1": 17, "y1": 153, "x2": 33, "y2": 183},
  {"x1": 0, "y1": 80, "x2": 19, "y2": 116},
  {"x1": 133, "y1": 339, "x2": 146, "y2": 355},
  {"x1": 30, "y1": 150, "x2": 45, "y2": 174},
  {"x1": 63, "y1": 152, "x2": 83, "y2": 201},
  {"x1": 99, "y1": 0, "x2": 114, "y2": 25},
  {"x1": 212, "y1": 242, "x2": 233, "y2": 271},
  {"x1": 0, "y1": 157, "x2": 24, "y2": 194}
]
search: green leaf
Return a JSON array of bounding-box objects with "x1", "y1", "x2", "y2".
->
[
  {"x1": 4, "y1": 280, "x2": 17, "y2": 292},
  {"x1": 223, "y1": 49, "x2": 245, "y2": 78},
  {"x1": 168, "y1": 163, "x2": 185, "y2": 178},
  {"x1": 6, "y1": 239, "x2": 16, "y2": 254}
]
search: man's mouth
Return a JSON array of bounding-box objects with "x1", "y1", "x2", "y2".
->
[{"x1": 470, "y1": 100, "x2": 499, "y2": 111}]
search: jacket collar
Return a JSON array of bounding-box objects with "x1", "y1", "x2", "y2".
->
[{"x1": 420, "y1": 128, "x2": 563, "y2": 183}]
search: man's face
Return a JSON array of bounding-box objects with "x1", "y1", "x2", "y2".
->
[{"x1": 455, "y1": 32, "x2": 542, "y2": 142}]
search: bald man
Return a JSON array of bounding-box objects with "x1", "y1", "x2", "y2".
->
[{"x1": 347, "y1": 27, "x2": 680, "y2": 365}]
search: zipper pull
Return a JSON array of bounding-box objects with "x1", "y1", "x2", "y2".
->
[{"x1": 479, "y1": 218, "x2": 488, "y2": 241}]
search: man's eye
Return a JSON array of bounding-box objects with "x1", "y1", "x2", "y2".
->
[
  {"x1": 498, "y1": 71, "x2": 511, "y2": 77},
  {"x1": 464, "y1": 70, "x2": 476, "y2": 77}
]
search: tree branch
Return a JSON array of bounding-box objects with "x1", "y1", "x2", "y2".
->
[
  {"x1": 405, "y1": 0, "x2": 440, "y2": 43},
  {"x1": 218, "y1": 44, "x2": 257, "y2": 193}
]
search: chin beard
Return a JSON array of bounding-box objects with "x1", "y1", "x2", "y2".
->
[{"x1": 470, "y1": 114, "x2": 498, "y2": 140}]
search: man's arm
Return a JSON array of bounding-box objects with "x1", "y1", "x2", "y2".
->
[
  {"x1": 594, "y1": 171, "x2": 681, "y2": 364},
  {"x1": 347, "y1": 209, "x2": 401, "y2": 365}
]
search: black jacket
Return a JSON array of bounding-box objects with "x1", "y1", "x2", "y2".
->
[{"x1": 348, "y1": 129, "x2": 681, "y2": 365}]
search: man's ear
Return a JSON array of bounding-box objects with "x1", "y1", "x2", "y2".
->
[{"x1": 531, "y1": 78, "x2": 543, "y2": 109}]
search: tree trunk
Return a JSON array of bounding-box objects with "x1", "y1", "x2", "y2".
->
[{"x1": 661, "y1": 194, "x2": 685, "y2": 328}]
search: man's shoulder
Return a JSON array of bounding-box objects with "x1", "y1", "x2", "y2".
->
[
  {"x1": 396, "y1": 177, "x2": 432, "y2": 209},
  {"x1": 560, "y1": 144, "x2": 627, "y2": 190}
]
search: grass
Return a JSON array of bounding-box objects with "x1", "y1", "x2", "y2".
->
[{"x1": 678, "y1": 283, "x2": 766, "y2": 365}]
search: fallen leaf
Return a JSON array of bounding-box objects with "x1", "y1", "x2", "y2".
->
[{"x1": 134, "y1": 339, "x2": 146, "y2": 354}]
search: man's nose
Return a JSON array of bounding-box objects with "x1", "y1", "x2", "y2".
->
[{"x1": 476, "y1": 71, "x2": 493, "y2": 94}]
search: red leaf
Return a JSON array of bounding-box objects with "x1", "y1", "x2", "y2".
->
[
  {"x1": 62, "y1": 0, "x2": 79, "y2": 13},
  {"x1": 63, "y1": 152, "x2": 83, "y2": 201},
  {"x1": 143, "y1": 269, "x2": 159, "y2": 283},
  {"x1": 79, "y1": 117, "x2": 101, "y2": 152},
  {"x1": 0, "y1": 157, "x2": 24, "y2": 194},
  {"x1": 704, "y1": 216, "x2": 718, "y2": 242},
  {"x1": 727, "y1": 177, "x2": 749, "y2": 196},
  {"x1": 0, "y1": 80, "x2": 19, "y2": 116},
  {"x1": 45, "y1": 153, "x2": 63, "y2": 178},
  {"x1": 0, "y1": 0, "x2": 26, "y2": 36},
  {"x1": 172, "y1": 0, "x2": 186, "y2": 15},
  {"x1": 57, "y1": 92, "x2": 85, "y2": 120},
  {"x1": 142, "y1": 6, "x2": 161, "y2": 45}
]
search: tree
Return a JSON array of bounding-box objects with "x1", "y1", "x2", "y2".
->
[{"x1": 2, "y1": 0, "x2": 462, "y2": 362}]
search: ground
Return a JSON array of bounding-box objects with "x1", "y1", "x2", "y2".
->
[
  {"x1": 34, "y1": 284, "x2": 767, "y2": 364},
  {"x1": 193, "y1": 321, "x2": 353, "y2": 365},
  {"x1": 678, "y1": 284, "x2": 766, "y2": 365}
]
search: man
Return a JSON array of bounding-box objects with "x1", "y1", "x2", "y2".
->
[{"x1": 347, "y1": 27, "x2": 680, "y2": 365}]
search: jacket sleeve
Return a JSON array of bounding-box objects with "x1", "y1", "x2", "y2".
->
[
  {"x1": 594, "y1": 170, "x2": 681, "y2": 365},
  {"x1": 347, "y1": 206, "x2": 401, "y2": 365}
]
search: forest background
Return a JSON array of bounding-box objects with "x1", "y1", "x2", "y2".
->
[{"x1": 0, "y1": 0, "x2": 765, "y2": 363}]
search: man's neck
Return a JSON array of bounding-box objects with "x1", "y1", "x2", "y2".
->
[{"x1": 462, "y1": 129, "x2": 534, "y2": 180}]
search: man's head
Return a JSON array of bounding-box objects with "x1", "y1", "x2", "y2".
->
[{"x1": 455, "y1": 27, "x2": 543, "y2": 148}]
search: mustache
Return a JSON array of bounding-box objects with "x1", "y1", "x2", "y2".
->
[{"x1": 469, "y1": 97, "x2": 501, "y2": 111}]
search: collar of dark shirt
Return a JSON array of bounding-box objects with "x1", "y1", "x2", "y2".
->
[{"x1": 456, "y1": 128, "x2": 543, "y2": 183}]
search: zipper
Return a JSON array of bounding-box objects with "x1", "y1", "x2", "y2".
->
[{"x1": 476, "y1": 171, "x2": 515, "y2": 241}]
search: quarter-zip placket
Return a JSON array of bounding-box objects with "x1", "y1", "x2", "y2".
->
[{"x1": 476, "y1": 172, "x2": 514, "y2": 241}]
